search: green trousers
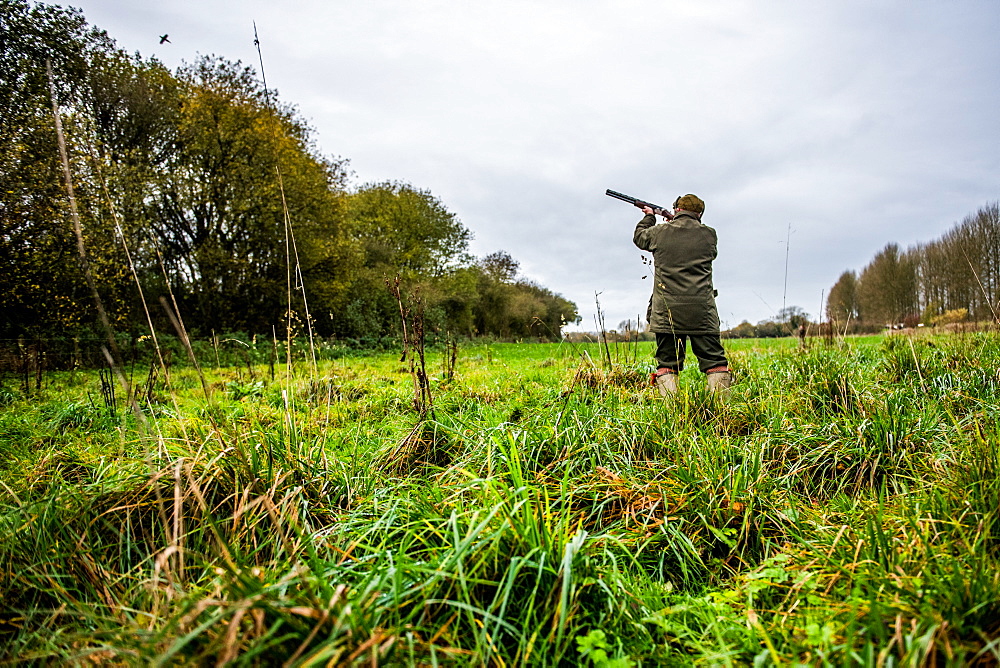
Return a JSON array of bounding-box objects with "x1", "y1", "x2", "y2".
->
[{"x1": 654, "y1": 332, "x2": 728, "y2": 373}]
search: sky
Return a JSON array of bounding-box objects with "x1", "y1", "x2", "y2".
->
[{"x1": 66, "y1": 0, "x2": 1000, "y2": 332}]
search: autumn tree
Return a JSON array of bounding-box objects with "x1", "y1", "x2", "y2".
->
[
  {"x1": 139, "y1": 56, "x2": 355, "y2": 334},
  {"x1": 479, "y1": 250, "x2": 519, "y2": 283},
  {"x1": 1, "y1": 3, "x2": 578, "y2": 346},
  {"x1": 0, "y1": 0, "x2": 124, "y2": 336}
]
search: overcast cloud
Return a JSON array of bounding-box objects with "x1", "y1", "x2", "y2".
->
[{"x1": 67, "y1": 0, "x2": 1000, "y2": 331}]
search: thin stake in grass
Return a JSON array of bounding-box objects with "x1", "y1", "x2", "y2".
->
[
  {"x1": 594, "y1": 292, "x2": 613, "y2": 371},
  {"x1": 254, "y1": 23, "x2": 318, "y2": 379},
  {"x1": 389, "y1": 275, "x2": 410, "y2": 363},
  {"x1": 83, "y1": 132, "x2": 185, "y2": 420},
  {"x1": 47, "y1": 59, "x2": 147, "y2": 429},
  {"x1": 159, "y1": 294, "x2": 211, "y2": 404},
  {"x1": 387, "y1": 276, "x2": 433, "y2": 417},
  {"x1": 47, "y1": 59, "x2": 120, "y2": 370}
]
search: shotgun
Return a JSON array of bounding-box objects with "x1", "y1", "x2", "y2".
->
[{"x1": 605, "y1": 189, "x2": 673, "y2": 219}]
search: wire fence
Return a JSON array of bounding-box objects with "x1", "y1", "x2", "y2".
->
[{"x1": 0, "y1": 333, "x2": 368, "y2": 389}]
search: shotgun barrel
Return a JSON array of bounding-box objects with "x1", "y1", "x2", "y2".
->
[{"x1": 605, "y1": 189, "x2": 672, "y2": 218}]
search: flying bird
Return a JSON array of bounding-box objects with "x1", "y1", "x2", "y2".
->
[{"x1": 159, "y1": 34, "x2": 170, "y2": 44}]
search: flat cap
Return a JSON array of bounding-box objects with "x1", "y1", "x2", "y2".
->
[{"x1": 673, "y1": 194, "x2": 705, "y2": 214}]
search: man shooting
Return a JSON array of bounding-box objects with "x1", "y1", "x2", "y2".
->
[{"x1": 632, "y1": 194, "x2": 731, "y2": 396}]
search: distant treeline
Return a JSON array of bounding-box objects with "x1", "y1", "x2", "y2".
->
[
  {"x1": 720, "y1": 203, "x2": 1000, "y2": 339},
  {"x1": 826, "y1": 203, "x2": 1000, "y2": 327},
  {"x1": 0, "y1": 1, "x2": 578, "y2": 345}
]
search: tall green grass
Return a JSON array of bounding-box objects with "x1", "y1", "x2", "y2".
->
[{"x1": 1, "y1": 333, "x2": 998, "y2": 665}]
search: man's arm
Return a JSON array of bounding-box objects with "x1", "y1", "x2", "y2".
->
[{"x1": 632, "y1": 207, "x2": 658, "y2": 251}]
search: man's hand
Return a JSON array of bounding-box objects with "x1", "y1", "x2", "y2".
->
[{"x1": 640, "y1": 205, "x2": 654, "y2": 215}]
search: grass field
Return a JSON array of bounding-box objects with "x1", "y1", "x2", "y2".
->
[{"x1": 1, "y1": 332, "x2": 999, "y2": 665}]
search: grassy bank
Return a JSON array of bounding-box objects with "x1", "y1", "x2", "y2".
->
[{"x1": 1, "y1": 333, "x2": 998, "y2": 665}]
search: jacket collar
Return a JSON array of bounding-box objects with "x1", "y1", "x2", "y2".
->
[{"x1": 672, "y1": 211, "x2": 703, "y2": 224}]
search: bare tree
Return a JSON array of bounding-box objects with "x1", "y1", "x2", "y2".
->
[
  {"x1": 856, "y1": 243, "x2": 918, "y2": 324},
  {"x1": 826, "y1": 271, "x2": 858, "y2": 323}
]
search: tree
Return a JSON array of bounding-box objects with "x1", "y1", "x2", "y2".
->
[
  {"x1": 826, "y1": 270, "x2": 858, "y2": 323},
  {"x1": 1, "y1": 7, "x2": 359, "y2": 339},
  {"x1": 143, "y1": 56, "x2": 355, "y2": 333},
  {"x1": 617, "y1": 318, "x2": 646, "y2": 336},
  {"x1": 776, "y1": 305, "x2": 809, "y2": 329},
  {"x1": 334, "y1": 181, "x2": 473, "y2": 339},
  {"x1": 479, "y1": 250, "x2": 519, "y2": 283},
  {"x1": 856, "y1": 243, "x2": 918, "y2": 324},
  {"x1": 346, "y1": 181, "x2": 471, "y2": 277},
  {"x1": 830, "y1": 203, "x2": 999, "y2": 330},
  {"x1": 0, "y1": 3, "x2": 579, "y2": 346},
  {"x1": 0, "y1": 0, "x2": 125, "y2": 336},
  {"x1": 722, "y1": 321, "x2": 757, "y2": 339},
  {"x1": 930, "y1": 203, "x2": 1000, "y2": 321}
]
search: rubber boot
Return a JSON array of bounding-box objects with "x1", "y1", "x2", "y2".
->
[
  {"x1": 652, "y1": 368, "x2": 678, "y2": 397},
  {"x1": 706, "y1": 369, "x2": 732, "y2": 394}
]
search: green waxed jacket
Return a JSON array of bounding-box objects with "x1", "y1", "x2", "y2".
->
[{"x1": 633, "y1": 212, "x2": 721, "y2": 335}]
